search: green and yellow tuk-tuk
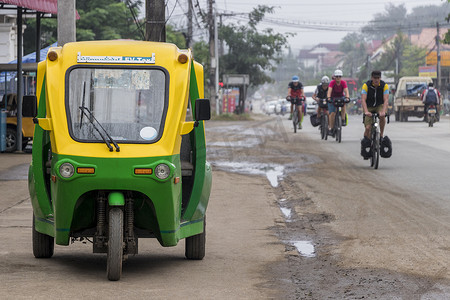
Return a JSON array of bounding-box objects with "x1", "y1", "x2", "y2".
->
[{"x1": 26, "y1": 40, "x2": 212, "y2": 281}]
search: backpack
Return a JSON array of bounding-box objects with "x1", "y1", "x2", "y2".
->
[
  {"x1": 425, "y1": 88, "x2": 438, "y2": 104},
  {"x1": 310, "y1": 113, "x2": 320, "y2": 127}
]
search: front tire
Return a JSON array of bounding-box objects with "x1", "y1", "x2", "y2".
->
[
  {"x1": 107, "y1": 208, "x2": 124, "y2": 281},
  {"x1": 185, "y1": 218, "x2": 206, "y2": 260},
  {"x1": 32, "y1": 215, "x2": 54, "y2": 258},
  {"x1": 336, "y1": 115, "x2": 342, "y2": 143}
]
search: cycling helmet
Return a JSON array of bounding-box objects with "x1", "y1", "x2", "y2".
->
[
  {"x1": 321, "y1": 76, "x2": 330, "y2": 84},
  {"x1": 334, "y1": 69, "x2": 343, "y2": 77},
  {"x1": 292, "y1": 76, "x2": 299, "y2": 82}
]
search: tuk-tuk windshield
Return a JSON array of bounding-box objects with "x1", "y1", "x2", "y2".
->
[{"x1": 67, "y1": 67, "x2": 166, "y2": 143}]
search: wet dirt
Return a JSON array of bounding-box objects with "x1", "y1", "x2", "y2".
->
[{"x1": 206, "y1": 115, "x2": 450, "y2": 299}]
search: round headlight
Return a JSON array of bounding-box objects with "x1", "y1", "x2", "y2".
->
[
  {"x1": 59, "y1": 163, "x2": 75, "y2": 178},
  {"x1": 155, "y1": 164, "x2": 170, "y2": 180}
]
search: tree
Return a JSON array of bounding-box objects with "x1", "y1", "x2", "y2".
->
[
  {"x1": 218, "y1": 6, "x2": 290, "y2": 112},
  {"x1": 372, "y1": 32, "x2": 426, "y2": 83},
  {"x1": 361, "y1": 4, "x2": 407, "y2": 41},
  {"x1": 338, "y1": 33, "x2": 368, "y2": 81},
  {"x1": 23, "y1": 0, "x2": 144, "y2": 54},
  {"x1": 219, "y1": 6, "x2": 289, "y2": 87}
]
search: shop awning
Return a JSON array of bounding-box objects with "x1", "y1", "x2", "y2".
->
[{"x1": 0, "y1": 0, "x2": 80, "y2": 18}]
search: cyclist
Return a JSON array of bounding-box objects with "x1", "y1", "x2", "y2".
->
[
  {"x1": 421, "y1": 82, "x2": 441, "y2": 122},
  {"x1": 360, "y1": 70, "x2": 389, "y2": 159},
  {"x1": 313, "y1": 75, "x2": 330, "y2": 123},
  {"x1": 326, "y1": 70, "x2": 349, "y2": 135},
  {"x1": 287, "y1": 75, "x2": 304, "y2": 129}
]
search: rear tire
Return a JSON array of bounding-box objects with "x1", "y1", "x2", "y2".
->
[
  {"x1": 32, "y1": 215, "x2": 54, "y2": 258},
  {"x1": 107, "y1": 208, "x2": 124, "y2": 281},
  {"x1": 185, "y1": 218, "x2": 206, "y2": 260}
]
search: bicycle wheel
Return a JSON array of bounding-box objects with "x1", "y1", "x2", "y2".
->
[
  {"x1": 323, "y1": 115, "x2": 328, "y2": 140},
  {"x1": 336, "y1": 114, "x2": 342, "y2": 143},
  {"x1": 373, "y1": 131, "x2": 380, "y2": 169},
  {"x1": 320, "y1": 116, "x2": 325, "y2": 139},
  {"x1": 293, "y1": 108, "x2": 298, "y2": 133}
]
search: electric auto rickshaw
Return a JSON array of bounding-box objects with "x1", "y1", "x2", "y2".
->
[{"x1": 25, "y1": 40, "x2": 212, "y2": 281}]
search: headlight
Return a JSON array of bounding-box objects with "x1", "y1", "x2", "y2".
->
[
  {"x1": 155, "y1": 163, "x2": 170, "y2": 180},
  {"x1": 59, "y1": 163, "x2": 75, "y2": 178}
]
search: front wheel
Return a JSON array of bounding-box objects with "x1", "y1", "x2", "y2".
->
[
  {"x1": 107, "y1": 208, "x2": 124, "y2": 281},
  {"x1": 371, "y1": 132, "x2": 380, "y2": 169},
  {"x1": 32, "y1": 215, "x2": 54, "y2": 258},
  {"x1": 185, "y1": 218, "x2": 206, "y2": 260},
  {"x1": 293, "y1": 110, "x2": 298, "y2": 133},
  {"x1": 336, "y1": 114, "x2": 342, "y2": 143}
]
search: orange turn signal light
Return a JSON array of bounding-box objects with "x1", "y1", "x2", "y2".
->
[
  {"x1": 178, "y1": 53, "x2": 188, "y2": 64},
  {"x1": 134, "y1": 168, "x2": 153, "y2": 175},
  {"x1": 48, "y1": 50, "x2": 58, "y2": 61},
  {"x1": 77, "y1": 167, "x2": 95, "y2": 174}
]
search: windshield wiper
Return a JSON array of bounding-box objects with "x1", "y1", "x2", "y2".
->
[
  {"x1": 79, "y1": 82, "x2": 86, "y2": 129},
  {"x1": 78, "y1": 106, "x2": 120, "y2": 152}
]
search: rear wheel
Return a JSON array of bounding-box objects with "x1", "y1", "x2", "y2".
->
[
  {"x1": 185, "y1": 218, "x2": 206, "y2": 260},
  {"x1": 107, "y1": 208, "x2": 124, "y2": 281},
  {"x1": 32, "y1": 215, "x2": 54, "y2": 258}
]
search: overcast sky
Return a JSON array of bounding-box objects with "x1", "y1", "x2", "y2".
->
[{"x1": 164, "y1": 0, "x2": 449, "y2": 50}]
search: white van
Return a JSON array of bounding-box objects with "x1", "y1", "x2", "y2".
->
[{"x1": 303, "y1": 85, "x2": 317, "y2": 115}]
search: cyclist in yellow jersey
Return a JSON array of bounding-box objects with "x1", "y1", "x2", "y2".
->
[{"x1": 360, "y1": 70, "x2": 389, "y2": 158}]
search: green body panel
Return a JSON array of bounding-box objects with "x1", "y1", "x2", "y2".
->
[
  {"x1": 182, "y1": 62, "x2": 211, "y2": 221},
  {"x1": 29, "y1": 76, "x2": 53, "y2": 220}
]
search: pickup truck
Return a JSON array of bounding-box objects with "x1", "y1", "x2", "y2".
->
[{"x1": 394, "y1": 76, "x2": 433, "y2": 122}]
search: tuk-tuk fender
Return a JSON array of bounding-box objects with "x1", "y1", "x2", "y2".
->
[{"x1": 108, "y1": 192, "x2": 125, "y2": 206}]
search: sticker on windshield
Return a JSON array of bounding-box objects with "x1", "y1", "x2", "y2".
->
[
  {"x1": 140, "y1": 127, "x2": 158, "y2": 140},
  {"x1": 77, "y1": 52, "x2": 155, "y2": 64}
]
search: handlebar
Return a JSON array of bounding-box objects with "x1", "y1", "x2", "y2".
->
[{"x1": 327, "y1": 97, "x2": 350, "y2": 103}]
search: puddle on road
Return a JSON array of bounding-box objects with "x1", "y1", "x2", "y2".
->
[
  {"x1": 211, "y1": 161, "x2": 285, "y2": 187},
  {"x1": 292, "y1": 241, "x2": 316, "y2": 258},
  {"x1": 280, "y1": 207, "x2": 291, "y2": 219}
]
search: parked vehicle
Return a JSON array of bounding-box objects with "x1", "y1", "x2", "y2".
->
[
  {"x1": 275, "y1": 98, "x2": 289, "y2": 115},
  {"x1": 1, "y1": 93, "x2": 34, "y2": 152},
  {"x1": 263, "y1": 100, "x2": 277, "y2": 115},
  {"x1": 394, "y1": 76, "x2": 432, "y2": 122},
  {"x1": 27, "y1": 40, "x2": 212, "y2": 281},
  {"x1": 303, "y1": 85, "x2": 317, "y2": 115}
]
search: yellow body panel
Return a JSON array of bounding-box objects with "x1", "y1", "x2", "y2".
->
[{"x1": 39, "y1": 40, "x2": 198, "y2": 158}]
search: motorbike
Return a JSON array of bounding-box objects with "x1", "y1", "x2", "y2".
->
[
  {"x1": 427, "y1": 104, "x2": 437, "y2": 127},
  {"x1": 24, "y1": 40, "x2": 212, "y2": 281}
]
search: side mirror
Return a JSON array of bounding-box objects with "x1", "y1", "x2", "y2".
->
[
  {"x1": 195, "y1": 98, "x2": 210, "y2": 121},
  {"x1": 22, "y1": 95, "x2": 37, "y2": 118}
]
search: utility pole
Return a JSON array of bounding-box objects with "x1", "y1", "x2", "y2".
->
[
  {"x1": 186, "y1": 0, "x2": 192, "y2": 48},
  {"x1": 57, "y1": 0, "x2": 76, "y2": 46},
  {"x1": 436, "y1": 22, "x2": 441, "y2": 91},
  {"x1": 207, "y1": 0, "x2": 216, "y2": 112},
  {"x1": 146, "y1": 0, "x2": 166, "y2": 42}
]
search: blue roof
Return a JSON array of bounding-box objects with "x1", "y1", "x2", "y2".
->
[{"x1": 9, "y1": 42, "x2": 57, "y2": 64}]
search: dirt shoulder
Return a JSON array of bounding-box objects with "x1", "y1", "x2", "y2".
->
[{"x1": 206, "y1": 116, "x2": 450, "y2": 299}]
